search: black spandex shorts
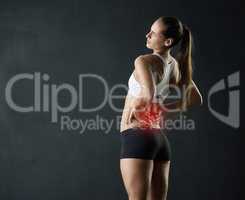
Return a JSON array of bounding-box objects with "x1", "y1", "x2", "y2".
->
[{"x1": 120, "y1": 127, "x2": 171, "y2": 161}]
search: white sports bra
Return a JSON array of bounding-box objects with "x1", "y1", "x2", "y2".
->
[{"x1": 128, "y1": 52, "x2": 177, "y2": 103}]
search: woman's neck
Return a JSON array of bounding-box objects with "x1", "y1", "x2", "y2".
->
[{"x1": 153, "y1": 49, "x2": 171, "y2": 59}]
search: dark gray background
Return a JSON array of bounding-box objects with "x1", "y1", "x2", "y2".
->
[{"x1": 0, "y1": 0, "x2": 243, "y2": 200}]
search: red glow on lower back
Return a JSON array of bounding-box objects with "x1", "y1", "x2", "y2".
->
[{"x1": 134, "y1": 103, "x2": 166, "y2": 129}]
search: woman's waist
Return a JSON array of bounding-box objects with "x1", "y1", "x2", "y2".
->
[
  {"x1": 120, "y1": 126, "x2": 165, "y2": 136},
  {"x1": 120, "y1": 122, "x2": 162, "y2": 133}
]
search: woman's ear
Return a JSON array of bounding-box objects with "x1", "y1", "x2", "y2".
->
[{"x1": 164, "y1": 38, "x2": 173, "y2": 47}]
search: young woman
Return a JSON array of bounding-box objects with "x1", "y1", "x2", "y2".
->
[{"x1": 119, "y1": 16, "x2": 203, "y2": 200}]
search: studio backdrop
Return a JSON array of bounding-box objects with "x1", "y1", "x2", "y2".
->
[{"x1": 0, "y1": 0, "x2": 243, "y2": 200}]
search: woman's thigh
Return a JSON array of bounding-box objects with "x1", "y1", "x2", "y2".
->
[
  {"x1": 120, "y1": 158, "x2": 154, "y2": 198},
  {"x1": 149, "y1": 160, "x2": 171, "y2": 200}
]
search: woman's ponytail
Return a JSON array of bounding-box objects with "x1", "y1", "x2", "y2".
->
[
  {"x1": 159, "y1": 16, "x2": 195, "y2": 109},
  {"x1": 176, "y1": 24, "x2": 193, "y2": 87}
]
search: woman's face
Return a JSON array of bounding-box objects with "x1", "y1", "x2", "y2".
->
[{"x1": 146, "y1": 19, "x2": 171, "y2": 50}]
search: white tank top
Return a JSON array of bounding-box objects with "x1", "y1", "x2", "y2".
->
[{"x1": 128, "y1": 52, "x2": 177, "y2": 103}]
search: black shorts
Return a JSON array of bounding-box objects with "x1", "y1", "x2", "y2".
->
[{"x1": 120, "y1": 127, "x2": 171, "y2": 161}]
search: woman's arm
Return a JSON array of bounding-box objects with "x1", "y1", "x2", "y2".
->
[
  {"x1": 133, "y1": 55, "x2": 155, "y2": 101},
  {"x1": 127, "y1": 56, "x2": 155, "y2": 124},
  {"x1": 162, "y1": 79, "x2": 203, "y2": 112},
  {"x1": 184, "y1": 79, "x2": 203, "y2": 109}
]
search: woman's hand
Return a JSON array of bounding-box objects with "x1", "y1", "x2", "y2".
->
[
  {"x1": 127, "y1": 97, "x2": 151, "y2": 125},
  {"x1": 127, "y1": 98, "x2": 165, "y2": 128}
]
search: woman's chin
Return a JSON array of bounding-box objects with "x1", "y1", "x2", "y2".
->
[{"x1": 146, "y1": 43, "x2": 151, "y2": 48}]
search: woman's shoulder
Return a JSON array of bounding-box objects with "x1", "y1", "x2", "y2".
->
[
  {"x1": 132, "y1": 54, "x2": 155, "y2": 72},
  {"x1": 134, "y1": 53, "x2": 161, "y2": 70},
  {"x1": 134, "y1": 53, "x2": 154, "y2": 64},
  {"x1": 134, "y1": 53, "x2": 159, "y2": 61}
]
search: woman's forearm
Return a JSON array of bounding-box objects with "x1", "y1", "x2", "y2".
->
[{"x1": 160, "y1": 80, "x2": 203, "y2": 112}]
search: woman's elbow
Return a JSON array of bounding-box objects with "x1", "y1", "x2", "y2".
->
[
  {"x1": 194, "y1": 88, "x2": 203, "y2": 106},
  {"x1": 189, "y1": 81, "x2": 203, "y2": 106},
  {"x1": 188, "y1": 92, "x2": 203, "y2": 107},
  {"x1": 199, "y1": 93, "x2": 203, "y2": 105}
]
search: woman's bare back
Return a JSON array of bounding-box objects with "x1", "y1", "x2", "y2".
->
[{"x1": 120, "y1": 53, "x2": 179, "y2": 133}]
